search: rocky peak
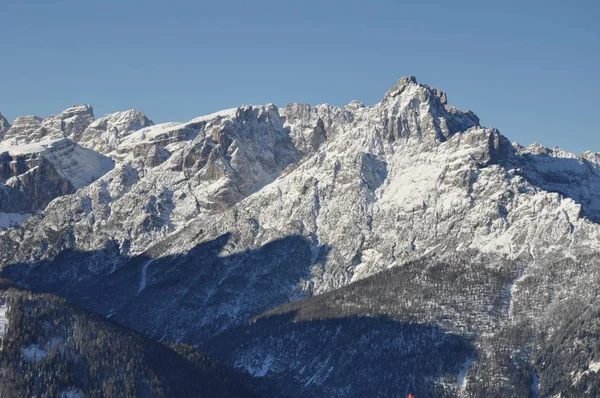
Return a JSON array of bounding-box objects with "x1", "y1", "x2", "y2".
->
[
  {"x1": 433, "y1": 88, "x2": 448, "y2": 105},
  {"x1": 2, "y1": 105, "x2": 95, "y2": 146},
  {"x1": 0, "y1": 113, "x2": 10, "y2": 139},
  {"x1": 398, "y1": 75, "x2": 418, "y2": 86},
  {"x1": 79, "y1": 109, "x2": 154, "y2": 153},
  {"x1": 4, "y1": 115, "x2": 43, "y2": 142},
  {"x1": 384, "y1": 75, "x2": 419, "y2": 99},
  {"x1": 42, "y1": 104, "x2": 95, "y2": 142},
  {"x1": 378, "y1": 76, "x2": 480, "y2": 142}
]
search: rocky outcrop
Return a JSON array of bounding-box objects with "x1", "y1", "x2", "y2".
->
[
  {"x1": 2, "y1": 105, "x2": 94, "y2": 146},
  {"x1": 0, "y1": 113, "x2": 10, "y2": 139},
  {"x1": 79, "y1": 109, "x2": 154, "y2": 154},
  {"x1": 0, "y1": 139, "x2": 114, "y2": 230}
]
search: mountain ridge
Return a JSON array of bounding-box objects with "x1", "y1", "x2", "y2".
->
[{"x1": 1, "y1": 77, "x2": 600, "y2": 396}]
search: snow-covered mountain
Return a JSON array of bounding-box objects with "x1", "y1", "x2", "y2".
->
[
  {"x1": 1, "y1": 77, "x2": 600, "y2": 396},
  {"x1": 0, "y1": 106, "x2": 114, "y2": 233}
]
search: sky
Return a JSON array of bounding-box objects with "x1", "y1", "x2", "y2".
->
[{"x1": 1, "y1": 0, "x2": 598, "y2": 153}]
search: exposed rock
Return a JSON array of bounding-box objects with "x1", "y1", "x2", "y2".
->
[
  {"x1": 79, "y1": 109, "x2": 154, "y2": 154},
  {"x1": 0, "y1": 113, "x2": 10, "y2": 139},
  {"x1": 0, "y1": 139, "x2": 113, "y2": 230},
  {"x1": 2, "y1": 105, "x2": 94, "y2": 146}
]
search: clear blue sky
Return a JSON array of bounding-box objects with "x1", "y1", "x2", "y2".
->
[{"x1": 1, "y1": 0, "x2": 598, "y2": 153}]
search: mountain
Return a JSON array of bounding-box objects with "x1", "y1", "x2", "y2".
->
[
  {"x1": 0, "y1": 106, "x2": 115, "y2": 232},
  {"x1": 0, "y1": 279, "x2": 252, "y2": 397},
  {"x1": 1, "y1": 76, "x2": 600, "y2": 396}
]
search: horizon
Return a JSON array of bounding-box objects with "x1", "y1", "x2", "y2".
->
[{"x1": 2, "y1": 0, "x2": 598, "y2": 153}]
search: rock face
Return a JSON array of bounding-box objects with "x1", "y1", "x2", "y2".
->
[
  {"x1": 0, "y1": 139, "x2": 114, "y2": 231},
  {"x1": 2, "y1": 105, "x2": 95, "y2": 146},
  {"x1": 0, "y1": 107, "x2": 115, "y2": 231},
  {"x1": 0, "y1": 113, "x2": 10, "y2": 139},
  {"x1": 79, "y1": 109, "x2": 154, "y2": 154},
  {"x1": 1, "y1": 77, "x2": 600, "y2": 396}
]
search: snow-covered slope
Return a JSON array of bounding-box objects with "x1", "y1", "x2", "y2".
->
[
  {"x1": 0, "y1": 106, "x2": 115, "y2": 231},
  {"x1": 79, "y1": 109, "x2": 154, "y2": 154},
  {"x1": 1, "y1": 76, "x2": 600, "y2": 396}
]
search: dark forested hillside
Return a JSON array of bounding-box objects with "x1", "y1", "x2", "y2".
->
[
  {"x1": 202, "y1": 252, "x2": 600, "y2": 397},
  {"x1": 0, "y1": 281, "x2": 252, "y2": 398}
]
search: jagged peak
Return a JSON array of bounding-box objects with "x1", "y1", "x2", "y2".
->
[
  {"x1": 515, "y1": 142, "x2": 583, "y2": 161},
  {"x1": 88, "y1": 109, "x2": 153, "y2": 130},
  {"x1": 398, "y1": 75, "x2": 418, "y2": 86},
  {"x1": 11, "y1": 115, "x2": 43, "y2": 126},
  {"x1": 48, "y1": 104, "x2": 95, "y2": 125},
  {"x1": 3, "y1": 104, "x2": 95, "y2": 146},
  {"x1": 384, "y1": 76, "x2": 449, "y2": 106},
  {"x1": 345, "y1": 100, "x2": 365, "y2": 111},
  {"x1": 384, "y1": 76, "x2": 420, "y2": 99},
  {"x1": 63, "y1": 103, "x2": 94, "y2": 114},
  {"x1": 0, "y1": 112, "x2": 11, "y2": 138}
]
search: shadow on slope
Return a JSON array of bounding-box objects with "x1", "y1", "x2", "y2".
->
[
  {"x1": 199, "y1": 252, "x2": 529, "y2": 397},
  {"x1": 0, "y1": 283, "x2": 254, "y2": 397},
  {"x1": 205, "y1": 311, "x2": 475, "y2": 398},
  {"x1": 1, "y1": 233, "x2": 330, "y2": 345}
]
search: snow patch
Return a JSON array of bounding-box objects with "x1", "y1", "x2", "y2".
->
[
  {"x1": 0, "y1": 212, "x2": 33, "y2": 232},
  {"x1": 42, "y1": 140, "x2": 115, "y2": 189},
  {"x1": 571, "y1": 360, "x2": 600, "y2": 386},
  {"x1": 252, "y1": 354, "x2": 275, "y2": 377},
  {"x1": 589, "y1": 361, "x2": 600, "y2": 373},
  {"x1": 457, "y1": 357, "x2": 473, "y2": 394},
  {"x1": 22, "y1": 344, "x2": 47, "y2": 361},
  {"x1": 236, "y1": 353, "x2": 276, "y2": 378},
  {"x1": 60, "y1": 391, "x2": 84, "y2": 398},
  {"x1": 532, "y1": 370, "x2": 540, "y2": 398},
  {"x1": 138, "y1": 259, "x2": 155, "y2": 294},
  {"x1": 0, "y1": 302, "x2": 8, "y2": 338},
  {"x1": 0, "y1": 138, "x2": 63, "y2": 155}
]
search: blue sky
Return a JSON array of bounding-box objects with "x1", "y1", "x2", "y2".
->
[{"x1": 1, "y1": 0, "x2": 598, "y2": 152}]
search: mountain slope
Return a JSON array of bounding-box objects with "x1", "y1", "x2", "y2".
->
[
  {"x1": 0, "y1": 280, "x2": 252, "y2": 397},
  {"x1": 1, "y1": 77, "x2": 600, "y2": 396}
]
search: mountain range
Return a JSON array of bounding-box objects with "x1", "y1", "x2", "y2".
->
[{"x1": 1, "y1": 76, "x2": 599, "y2": 397}]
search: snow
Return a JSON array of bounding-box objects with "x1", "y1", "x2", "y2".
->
[
  {"x1": 60, "y1": 391, "x2": 84, "y2": 398},
  {"x1": 42, "y1": 140, "x2": 115, "y2": 189},
  {"x1": 457, "y1": 357, "x2": 473, "y2": 393},
  {"x1": 22, "y1": 344, "x2": 47, "y2": 361},
  {"x1": 0, "y1": 138, "x2": 114, "y2": 190},
  {"x1": 236, "y1": 352, "x2": 277, "y2": 378},
  {"x1": 0, "y1": 212, "x2": 32, "y2": 232},
  {"x1": 571, "y1": 361, "x2": 600, "y2": 386},
  {"x1": 0, "y1": 138, "x2": 63, "y2": 155},
  {"x1": 0, "y1": 302, "x2": 8, "y2": 338},
  {"x1": 138, "y1": 259, "x2": 155, "y2": 294},
  {"x1": 188, "y1": 107, "x2": 238, "y2": 124},
  {"x1": 589, "y1": 361, "x2": 600, "y2": 373},
  {"x1": 118, "y1": 108, "x2": 238, "y2": 151},
  {"x1": 252, "y1": 354, "x2": 275, "y2": 377},
  {"x1": 532, "y1": 370, "x2": 540, "y2": 398}
]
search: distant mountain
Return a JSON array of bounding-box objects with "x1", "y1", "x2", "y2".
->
[{"x1": 1, "y1": 77, "x2": 600, "y2": 396}]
